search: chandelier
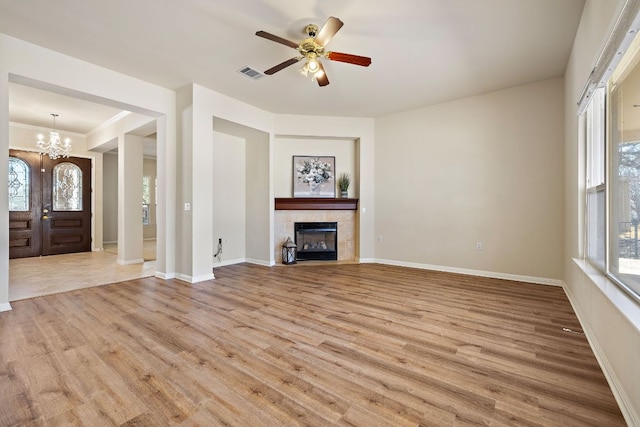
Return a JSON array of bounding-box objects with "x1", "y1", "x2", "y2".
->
[{"x1": 36, "y1": 113, "x2": 71, "y2": 159}]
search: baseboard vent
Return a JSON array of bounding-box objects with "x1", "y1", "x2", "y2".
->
[{"x1": 238, "y1": 66, "x2": 265, "y2": 80}]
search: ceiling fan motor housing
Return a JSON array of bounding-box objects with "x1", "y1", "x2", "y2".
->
[{"x1": 299, "y1": 39, "x2": 324, "y2": 57}]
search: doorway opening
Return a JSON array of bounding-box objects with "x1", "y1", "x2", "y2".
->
[{"x1": 9, "y1": 149, "x2": 91, "y2": 258}]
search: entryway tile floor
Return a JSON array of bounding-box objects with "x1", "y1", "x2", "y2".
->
[{"x1": 9, "y1": 242, "x2": 156, "y2": 301}]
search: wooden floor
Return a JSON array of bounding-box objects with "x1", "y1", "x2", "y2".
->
[{"x1": 0, "y1": 263, "x2": 625, "y2": 426}]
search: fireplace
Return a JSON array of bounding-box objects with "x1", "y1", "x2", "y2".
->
[{"x1": 294, "y1": 222, "x2": 338, "y2": 261}]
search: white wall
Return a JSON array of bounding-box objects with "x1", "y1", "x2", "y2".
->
[
  {"x1": 104, "y1": 154, "x2": 156, "y2": 244},
  {"x1": 212, "y1": 131, "x2": 246, "y2": 265},
  {"x1": 564, "y1": 1, "x2": 640, "y2": 424},
  {"x1": 103, "y1": 152, "x2": 118, "y2": 243},
  {"x1": 143, "y1": 156, "x2": 157, "y2": 240},
  {"x1": 375, "y1": 78, "x2": 565, "y2": 283},
  {"x1": 175, "y1": 86, "x2": 194, "y2": 279},
  {"x1": 175, "y1": 84, "x2": 274, "y2": 280},
  {"x1": 245, "y1": 131, "x2": 271, "y2": 264},
  {"x1": 118, "y1": 134, "x2": 144, "y2": 264},
  {"x1": 274, "y1": 137, "x2": 357, "y2": 198}
]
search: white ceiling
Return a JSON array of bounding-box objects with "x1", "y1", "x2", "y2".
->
[
  {"x1": 0, "y1": 0, "x2": 586, "y2": 135},
  {"x1": 8, "y1": 84, "x2": 126, "y2": 135}
]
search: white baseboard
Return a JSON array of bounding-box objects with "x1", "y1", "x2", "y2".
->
[
  {"x1": 192, "y1": 272, "x2": 214, "y2": 283},
  {"x1": 211, "y1": 258, "x2": 275, "y2": 267},
  {"x1": 564, "y1": 285, "x2": 640, "y2": 426},
  {"x1": 211, "y1": 258, "x2": 274, "y2": 268},
  {"x1": 173, "y1": 274, "x2": 190, "y2": 283},
  {"x1": 117, "y1": 258, "x2": 145, "y2": 265},
  {"x1": 205, "y1": 257, "x2": 563, "y2": 287},
  {"x1": 564, "y1": 267, "x2": 640, "y2": 426},
  {"x1": 374, "y1": 258, "x2": 564, "y2": 287},
  {"x1": 213, "y1": 258, "x2": 247, "y2": 267},
  {"x1": 103, "y1": 239, "x2": 155, "y2": 244},
  {"x1": 155, "y1": 271, "x2": 175, "y2": 280},
  {"x1": 207, "y1": 257, "x2": 563, "y2": 288},
  {"x1": 0, "y1": 302, "x2": 12, "y2": 312},
  {"x1": 245, "y1": 258, "x2": 273, "y2": 267},
  {"x1": 175, "y1": 272, "x2": 214, "y2": 283}
]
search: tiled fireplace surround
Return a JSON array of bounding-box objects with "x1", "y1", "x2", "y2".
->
[{"x1": 274, "y1": 210, "x2": 357, "y2": 263}]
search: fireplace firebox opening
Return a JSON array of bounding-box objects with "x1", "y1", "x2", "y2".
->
[{"x1": 294, "y1": 222, "x2": 338, "y2": 261}]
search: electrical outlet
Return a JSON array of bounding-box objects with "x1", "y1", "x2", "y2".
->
[
  {"x1": 378, "y1": 235, "x2": 383, "y2": 242},
  {"x1": 476, "y1": 241, "x2": 483, "y2": 250}
]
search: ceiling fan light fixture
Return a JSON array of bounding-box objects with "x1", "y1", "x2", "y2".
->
[
  {"x1": 300, "y1": 53, "x2": 323, "y2": 79},
  {"x1": 307, "y1": 56, "x2": 319, "y2": 72}
]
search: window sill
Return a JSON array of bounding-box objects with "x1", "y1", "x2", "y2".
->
[{"x1": 573, "y1": 258, "x2": 640, "y2": 333}]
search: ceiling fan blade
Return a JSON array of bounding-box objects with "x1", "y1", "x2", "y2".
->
[
  {"x1": 315, "y1": 16, "x2": 344, "y2": 47},
  {"x1": 327, "y1": 51, "x2": 372, "y2": 67},
  {"x1": 264, "y1": 57, "x2": 301, "y2": 75},
  {"x1": 316, "y1": 62, "x2": 329, "y2": 87},
  {"x1": 255, "y1": 30, "x2": 299, "y2": 49}
]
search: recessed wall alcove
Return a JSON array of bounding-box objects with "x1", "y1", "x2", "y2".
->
[
  {"x1": 210, "y1": 119, "x2": 364, "y2": 267},
  {"x1": 274, "y1": 136, "x2": 360, "y2": 263},
  {"x1": 212, "y1": 117, "x2": 271, "y2": 266}
]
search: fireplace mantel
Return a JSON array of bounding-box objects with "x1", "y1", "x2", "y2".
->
[{"x1": 275, "y1": 198, "x2": 359, "y2": 211}]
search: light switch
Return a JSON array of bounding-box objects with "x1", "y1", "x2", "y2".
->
[{"x1": 184, "y1": 203, "x2": 191, "y2": 211}]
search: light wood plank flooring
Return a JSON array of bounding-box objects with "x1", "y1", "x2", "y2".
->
[{"x1": 0, "y1": 263, "x2": 625, "y2": 426}]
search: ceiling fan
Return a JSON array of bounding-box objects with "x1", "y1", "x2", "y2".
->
[{"x1": 256, "y1": 16, "x2": 372, "y2": 87}]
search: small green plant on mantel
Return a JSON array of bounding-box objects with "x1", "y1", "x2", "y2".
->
[{"x1": 338, "y1": 172, "x2": 351, "y2": 197}]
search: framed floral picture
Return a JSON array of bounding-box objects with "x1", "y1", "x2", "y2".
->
[{"x1": 293, "y1": 155, "x2": 335, "y2": 198}]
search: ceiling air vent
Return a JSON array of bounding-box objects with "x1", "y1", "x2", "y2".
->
[{"x1": 238, "y1": 66, "x2": 265, "y2": 80}]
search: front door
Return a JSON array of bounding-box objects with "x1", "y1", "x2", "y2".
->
[{"x1": 9, "y1": 150, "x2": 92, "y2": 258}]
